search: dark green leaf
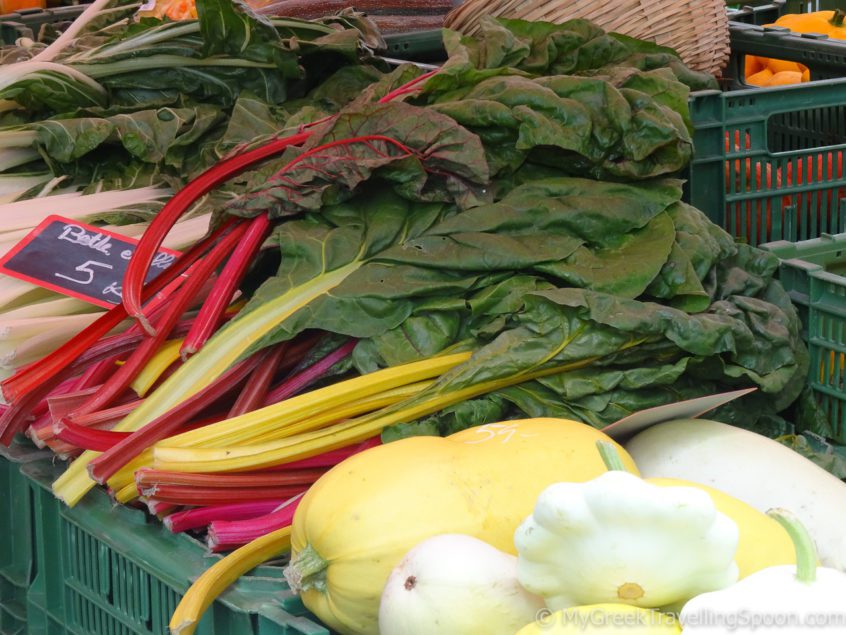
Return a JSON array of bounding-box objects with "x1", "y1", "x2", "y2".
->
[
  {"x1": 0, "y1": 71, "x2": 106, "y2": 112},
  {"x1": 228, "y1": 101, "x2": 490, "y2": 216}
]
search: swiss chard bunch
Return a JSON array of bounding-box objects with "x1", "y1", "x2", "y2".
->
[
  {"x1": 0, "y1": 0, "x2": 388, "y2": 194},
  {"x1": 0, "y1": 17, "x2": 807, "y2": 508}
]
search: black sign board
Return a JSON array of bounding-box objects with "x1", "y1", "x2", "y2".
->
[{"x1": 0, "y1": 215, "x2": 180, "y2": 308}]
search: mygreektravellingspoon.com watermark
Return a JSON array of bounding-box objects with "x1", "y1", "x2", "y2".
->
[{"x1": 532, "y1": 607, "x2": 846, "y2": 630}]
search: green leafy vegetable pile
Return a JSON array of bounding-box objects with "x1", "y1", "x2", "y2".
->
[
  {"x1": 0, "y1": 3, "x2": 810, "y2": 445},
  {"x1": 0, "y1": 0, "x2": 386, "y2": 196},
  {"x1": 184, "y1": 16, "x2": 804, "y2": 440}
]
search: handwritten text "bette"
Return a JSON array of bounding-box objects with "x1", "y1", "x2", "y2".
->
[{"x1": 58, "y1": 224, "x2": 114, "y2": 256}]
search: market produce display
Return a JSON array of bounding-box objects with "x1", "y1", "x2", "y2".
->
[
  {"x1": 286, "y1": 419, "x2": 635, "y2": 633},
  {"x1": 0, "y1": 1, "x2": 843, "y2": 634}
]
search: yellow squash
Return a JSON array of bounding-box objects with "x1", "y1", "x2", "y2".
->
[
  {"x1": 286, "y1": 418, "x2": 638, "y2": 635},
  {"x1": 649, "y1": 477, "x2": 796, "y2": 579}
]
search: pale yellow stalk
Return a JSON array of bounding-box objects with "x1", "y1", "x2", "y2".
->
[
  {"x1": 169, "y1": 527, "x2": 292, "y2": 635},
  {"x1": 162, "y1": 353, "x2": 469, "y2": 450},
  {"x1": 102, "y1": 382, "x2": 430, "y2": 503},
  {"x1": 105, "y1": 450, "x2": 153, "y2": 493},
  {"x1": 240, "y1": 380, "x2": 432, "y2": 447},
  {"x1": 54, "y1": 261, "x2": 364, "y2": 505},
  {"x1": 130, "y1": 339, "x2": 184, "y2": 397},
  {"x1": 152, "y1": 357, "x2": 604, "y2": 473},
  {"x1": 114, "y1": 482, "x2": 138, "y2": 504}
]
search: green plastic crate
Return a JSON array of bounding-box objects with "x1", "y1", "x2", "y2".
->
[
  {"x1": 726, "y1": 0, "x2": 846, "y2": 25},
  {"x1": 730, "y1": 0, "x2": 846, "y2": 19},
  {"x1": 727, "y1": 21, "x2": 846, "y2": 83},
  {"x1": 686, "y1": 78, "x2": 846, "y2": 247},
  {"x1": 20, "y1": 460, "x2": 328, "y2": 635},
  {"x1": 762, "y1": 233, "x2": 846, "y2": 440},
  {"x1": 725, "y1": 0, "x2": 846, "y2": 83},
  {"x1": 0, "y1": 439, "x2": 51, "y2": 635},
  {"x1": 690, "y1": 0, "x2": 846, "y2": 247},
  {"x1": 382, "y1": 30, "x2": 444, "y2": 63}
]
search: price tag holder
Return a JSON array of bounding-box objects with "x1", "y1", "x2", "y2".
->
[
  {"x1": 0, "y1": 215, "x2": 180, "y2": 308},
  {"x1": 601, "y1": 388, "x2": 757, "y2": 442}
]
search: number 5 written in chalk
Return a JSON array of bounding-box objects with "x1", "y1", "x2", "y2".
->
[{"x1": 55, "y1": 259, "x2": 113, "y2": 286}]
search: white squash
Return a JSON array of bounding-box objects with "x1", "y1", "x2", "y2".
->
[
  {"x1": 626, "y1": 419, "x2": 846, "y2": 570},
  {"x1": 680, "y1": 509, "x2": 846, "y2": 634},
  {"x1": 515, "y1": 470, "x2": 739, "y2": 611},
  {"x1": 378, "y1": 534, "x2": 544, "y2": 635}
]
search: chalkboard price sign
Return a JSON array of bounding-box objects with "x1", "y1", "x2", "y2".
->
[{"x1": 0, "y1": 215, "x2": 181, "y2": 308}]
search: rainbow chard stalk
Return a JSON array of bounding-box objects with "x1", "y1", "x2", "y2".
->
[
  {"x1": 133, "y1": 469, "x2": 314, "y2": 506},
  {"x1": 170, "y1": 526, "x2": 293, "y2": 635},
  {"x1": 207, "y1": 494, "x2": 303, "y2": 552},
  {"x1": 0, "y1": 218, "x2": 237, "y2": 411},
  {"x1": 85, "y1": 347, "x2": 274, "y2": 485},
  {"x1": 121, "y1": 135, "x2": 309, "y2": 335},
  {"x1": 227, "y1": 344, "x2": 287, "y2": 418},
  {"x1": 165, "y1": 500, "x2": 286, "y2": 534},
  {"x1": 146, "y1": 500, "x2": 180, "y2": 518},
  {"x1": 180, "y1": 213, "x2": 272, "y2": 359},
  {"x1": 49, "y1": 399, "x2": 143, "y2": 450},
  {"x1": 57, "y1": 221, "x2": 248, "y2": 422},
  {"x1": 261, "y1": 436, "x2": 380, "y2": 470},
  {"x1": 263, "y1": 338, "x2": 357, "y2": 405},
  {"x1": 54, "y1": 421, "x2": 129, "y2": 452}
]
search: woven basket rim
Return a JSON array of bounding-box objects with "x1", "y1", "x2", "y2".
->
[{"x1": 444, "y1": 0, "x2": 730, "y2": 74}]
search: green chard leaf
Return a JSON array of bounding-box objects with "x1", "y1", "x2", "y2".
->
[
  {"x1": 197, "y1": 0, "x2": 298, "y2": 71},
  {"x1": 427, "y1": 16, "x2": 717, "y2": 93},
  {"x1": 31, "y1": 106, "x2": 225, "y2": 177},
  {"x1": 427, "y1": 73, "x2": 692, "y2": 180},
  {"x1": 0, "y1": 70, "x2": 107, "y2": 112},
  {"x1": 227, "y1": 100, "x2": 491, "y2": 216}
]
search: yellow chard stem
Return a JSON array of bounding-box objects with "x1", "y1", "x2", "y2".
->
[
  {"x1": 153, "y1": 356, "x2": 603, "y2": 473},
  {"x1": 170, "y1": 527, "x2": 292, "y2": 635},
  {"x1": 130, "y1": 338, "x2": 184, "y2": 397},
  {"x1": 242, "y1": 380, "x2": 432, "y2": 446},
  {"x1": 162, "y1": 353, "x2": 469, "y2": 450},
  {"x1": 107, "y1": 383, "x2": 430, "y2": 503},
  {"x1": 105, "y1": 449, "x2": 153, "y2": 494},
  {"x1": 53, "y1": 262, "x2": 362, "y2": 506},
  {"x1": 114, "y1": 482, "x2": 139, "y2": 504}
]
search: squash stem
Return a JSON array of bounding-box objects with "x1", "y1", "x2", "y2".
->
[
  {"x1": 832, "y1": 8, "x2": 846, "y2": 27},
  {"x1": 767, "y1": 508, "x2": 817, "y2": 584},
  {"x1": 285, "y1": 543, "x2": 329, "y2": 594},
  {"x1": 596, "y1": 440, "x2": 630, "y2": 473}
]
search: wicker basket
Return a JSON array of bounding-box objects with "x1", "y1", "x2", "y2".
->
[{"x1": 444, "y1": 0, "x2": 730, "y2": 74}]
